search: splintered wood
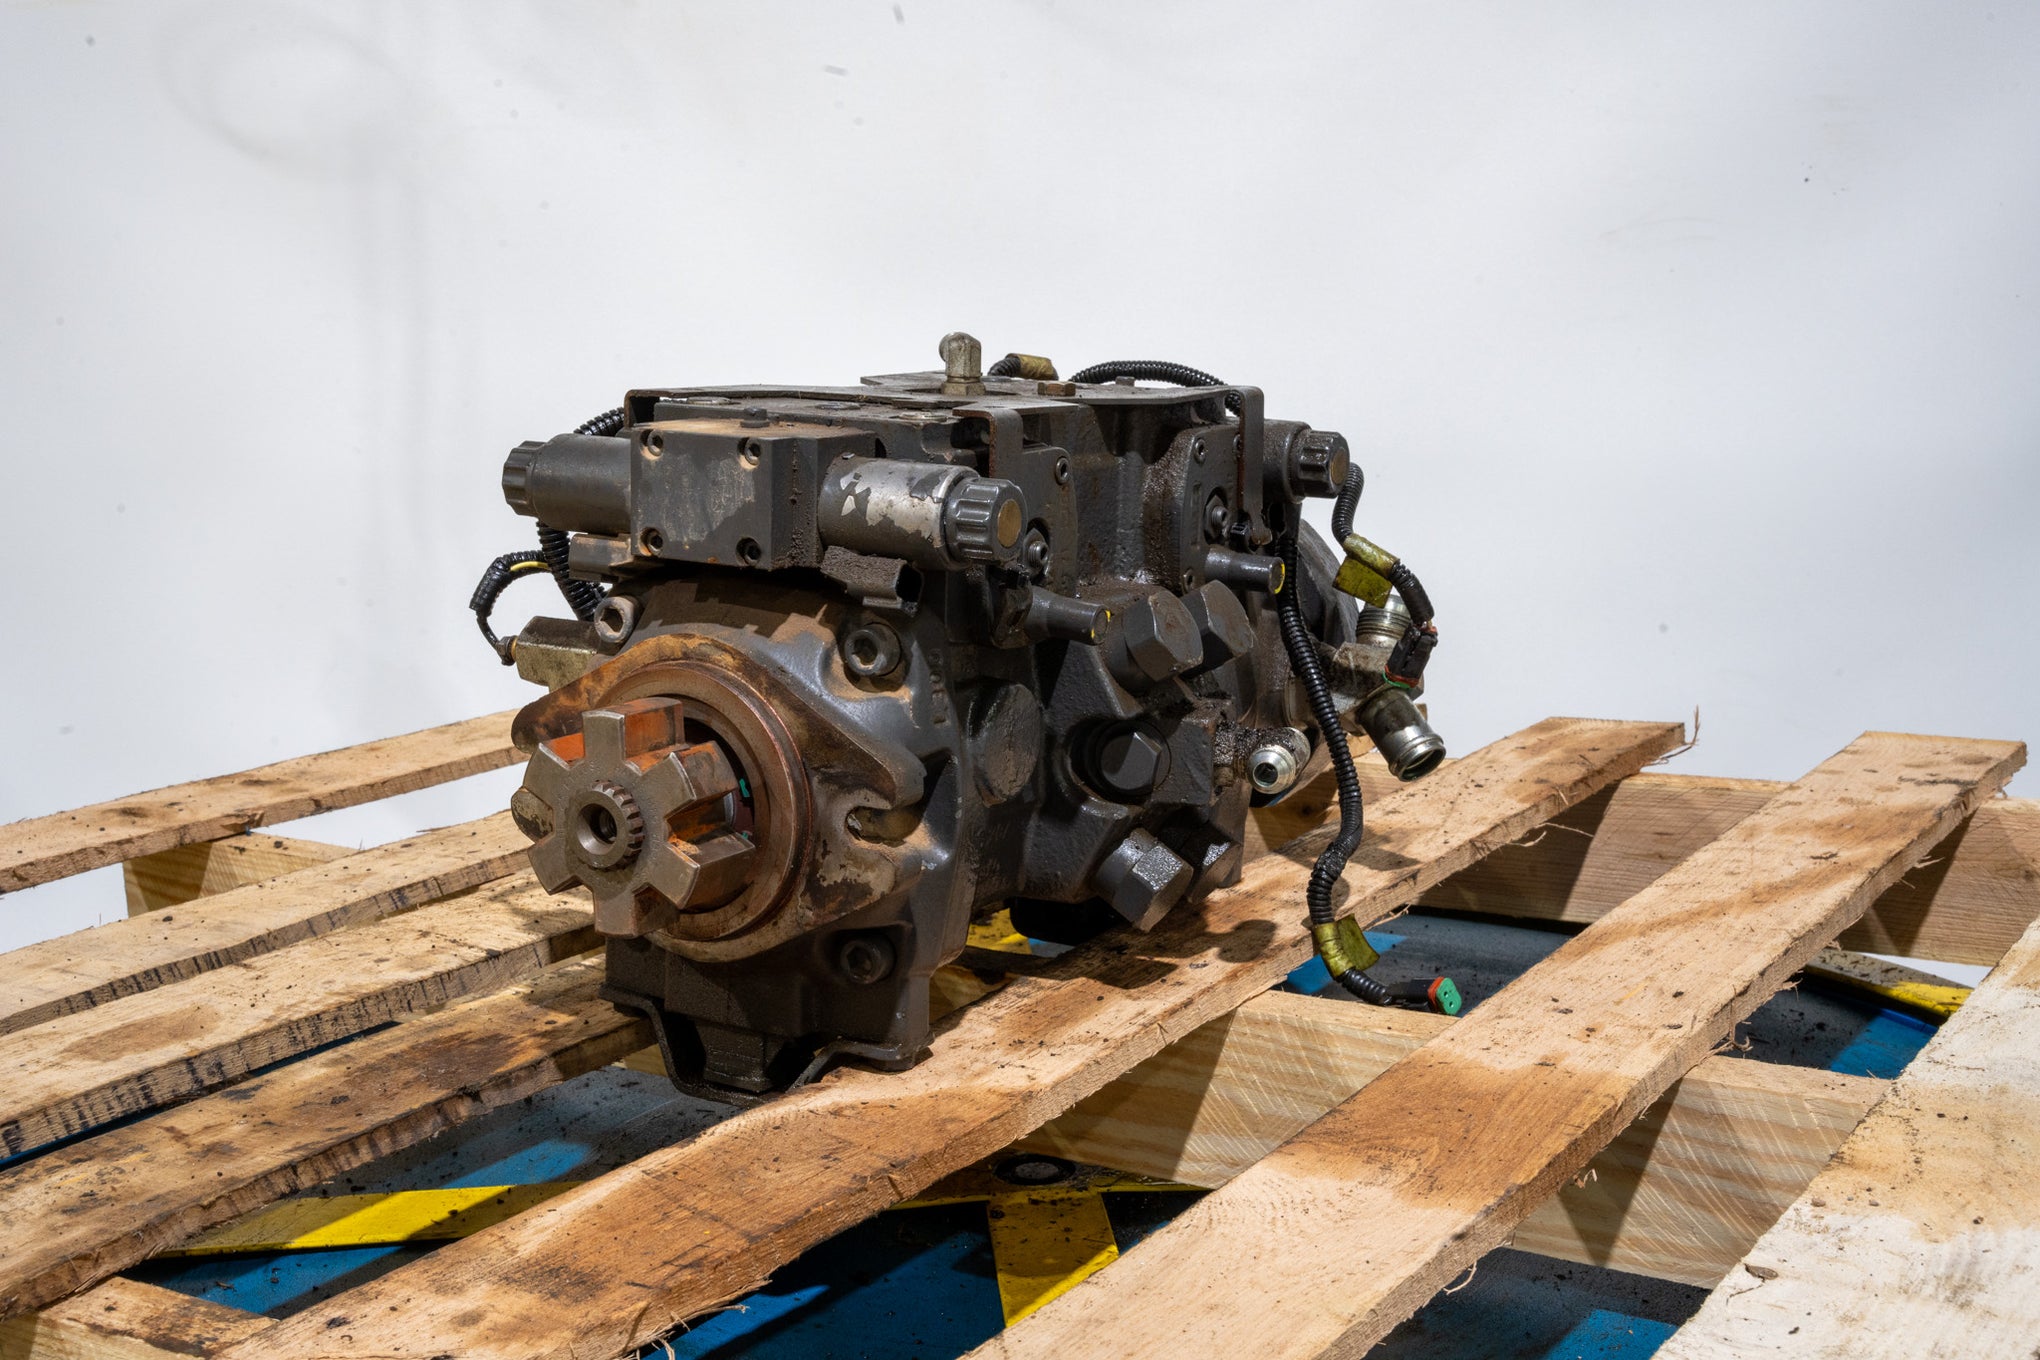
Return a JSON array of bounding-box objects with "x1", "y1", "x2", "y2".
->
[
  {"x1": 212, "y1": 717, "x2": 1683, "y2": 1360},
  {"x1": 974, "y1": 731, "x2": 2023, "y2": 1360}
]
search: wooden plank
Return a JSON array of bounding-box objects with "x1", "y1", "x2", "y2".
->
[
  {"x1": 1654, "y1": 907, "x2": 2040, "y2": 1357},
  {"x1": 0, "y1": 877, "x2": 595, "y2": 1156},
  {"x1": 0, "y1": 815, "x2": 532, "y2": 1037},
  {"x1": 0, "y1": 956, "x2": 644, "y2": 1322},
  {"x1": 124, "y1": 833, "x2": 353, "y2": 915},
  {"x1": 1423, "y1": 770, "x2": 2040, "y2": 968},
  {"x1": 213, "y1": 715, "x2": 1685, "y2": 1360},
  {"x1": 0, "y1": 710, "x2": 523, "y2": 894},
  {"x1": 1021, "y1": 991, "x2": 1887, "y2": 1287},
  {"x1": 0, "y1": 1278, "x2": 267, "y2": 1359},
  {"x1": 1253, "y1": 758, "x2": 2040, "y2": 968},
  {"x1": 974, "y1": 730, "x2": 2023, "y2": 1360}
]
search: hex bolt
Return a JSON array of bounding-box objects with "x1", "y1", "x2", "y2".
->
[
  {"x1": 1092, "y1": 829, "x2": 1194, "y2": 930},
  {"x1": 1182, "y1": 582, "x2": 1255, "y2": 669},
  {"x1": 1092, "y1": 724, "x2": 1169, "y2": 800},
  {"x1": 1108, "y1": 591, "x2": 1203, "y2": 687},
  {"x1": 1021, "y1": 527, "x2": 1052, "y2": 579},
  {"x1": 1204, "y1": 492, "x2": 1231, "y2": 541}
]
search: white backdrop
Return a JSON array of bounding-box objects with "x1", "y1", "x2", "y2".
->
[{"x1": 4, "y1": 2, "x2": 2036, "y2": 957}]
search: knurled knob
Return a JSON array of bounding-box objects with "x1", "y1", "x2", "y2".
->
[{"x1": 942, "y1": 476, "x2": 1026, "y2": 565}]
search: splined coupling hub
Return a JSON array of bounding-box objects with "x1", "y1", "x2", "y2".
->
[{"x1": 519, "y1": 695, "x2": 759, "y2": 939}]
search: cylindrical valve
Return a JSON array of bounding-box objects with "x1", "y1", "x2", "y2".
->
[{"x1": 818, "y1": 457, "x2": 1026, "y2": 568}]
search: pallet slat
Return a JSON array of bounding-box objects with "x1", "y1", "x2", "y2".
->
[
  {"x1": 0, "y1": 1278, "x2": 268, "y2": 1360},
  {"x1": 211, "y1": 716, "x2": 1684, "y2": 1360},
  {"x1": 1426, "y1": 771, "x2": 2040, "y2": 968},
  {"x1": 1021, "y1": 990, "x2": 1888, "y2": 1287},
  {"x1": 975, "y1": 730, "x2": 2023, "y2": 1360},
  {"x1": 0, "y1": 710, "x2": 522, "y2": 894},
  {"x1": 1253, "y1": 761, "x2": 2040, "y2": 967},
  {"x1": 0, "y1": 956, "x2": 643, "y2": 1321},
  {"x1": 1654, "y1": 905, "x2": 2040, "y2": 1356},
  {"x1": 0, "y1": 878, "x2": 594, "y2": 1156},
  {"x1": 123, "y1": 833, "x2": 353, "y2": 915},
  {"x1": 0, "y1": 814, "x2": 531, "y2": 1037}
]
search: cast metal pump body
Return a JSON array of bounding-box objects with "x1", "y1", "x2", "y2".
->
[{"x1": 482, "y1": 337, "x2": 1445, "y2": 1095}]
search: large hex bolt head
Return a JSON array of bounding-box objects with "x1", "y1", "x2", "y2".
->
[
  {"x1": 1090, "y1": 723, "x2": 1169, "y2": 801},
  {"x1": 1092, "y1": 829, "x2": 1194, "y2": 930},
  {"x1": 1108, "y1": 590, "x2": 1203, "y2": 687},
  {"x1": 1182, "y1": 581, "x2": 1256, "y2": 670}
]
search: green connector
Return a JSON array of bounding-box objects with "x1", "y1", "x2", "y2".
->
[{"x1": 1429, "y1": 976, "x2": 1463, "y2": 1017}]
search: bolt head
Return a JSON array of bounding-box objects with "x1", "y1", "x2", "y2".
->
[
  {"x1": 1117, "y1": 592, "x2": 1203, "y2": 683},
  {"x1": 1094, "y1": 724, "x2": 1168, "y2": 798}
]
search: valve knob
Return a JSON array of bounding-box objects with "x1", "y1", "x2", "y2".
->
[{"x1": 943, "y1": 476, "x2": 1027, "y2": 565}]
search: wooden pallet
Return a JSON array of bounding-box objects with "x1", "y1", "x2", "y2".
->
[{"x1": 0, "y1": 710, "x2": 2033, "y2": 1360}]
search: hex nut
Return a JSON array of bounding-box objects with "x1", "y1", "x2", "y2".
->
[
  {"x1": 1092, "y1": 830, "x2": 1193, "y2": 930},
  {"x1": 1290, "y1": 429, "x2": 1351, "y2": 499}
]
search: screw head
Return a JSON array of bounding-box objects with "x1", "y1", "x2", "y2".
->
[
  {"x1": 837, "y1": 934, "x2": 896, "y2": 985},
  {"x1": 842, "y1": 621, "x2": 904, "y2": 679}
]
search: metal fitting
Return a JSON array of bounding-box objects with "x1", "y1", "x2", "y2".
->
[
  {"x1": 1020, "y1": 587, "x2": 1111, "y2": 644},
  {"x1": 1202, "y1": 548, "x2": 1286, "y2": 595},
  {"x1": 1356, "y1": 687, "x2": 1447, "y2": 782},
  {"x1": 1247, "y1": 726, "x2": 1312, "y2": 798}
]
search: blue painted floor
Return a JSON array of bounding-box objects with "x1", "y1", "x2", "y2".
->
[{"x1": 124, "y1": 910, "x2": 1945, "y2": 1358}]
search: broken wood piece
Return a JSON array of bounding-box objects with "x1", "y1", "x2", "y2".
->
[{"x1": 1653, "y1": 904, "x2": 2040, "y2": 1357}]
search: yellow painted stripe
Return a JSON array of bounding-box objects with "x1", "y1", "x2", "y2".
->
[
  {"x1": 967, "y1": 908, "x2": 1034, "y2": 954},
  {"x1": 986, "y1": 1189, "x2": 1120, "y2": 1325},
  {"x1": 1866, "y1": 979, "x2": 1971, "y2": 1020},
  {"x1": 1806, "y1": 965, "x2": 1972, "y2": 1021},
  {"x1": 164, "y1": 1183, "x2": 580, "y2": 1256}
]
